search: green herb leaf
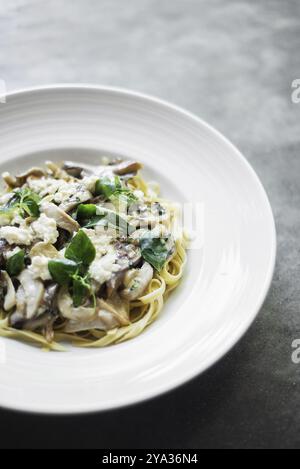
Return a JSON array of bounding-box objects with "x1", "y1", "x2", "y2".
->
[
  {"x1": 6, "y1": 250, "x2": 25, "y2": 277},
  {"x1": 21, "y1": 198, "x2": 40, "y2": 218},
  {"x1": 48, "y1": 259, "x2": 78, "y2": 285},
  {"x1": 65, "y1": 230, "x2": 96, "y2": 266},
  {"x1": 72, "y1": 273, "x2": 91, "y2": 307},
  {"x1": 95, "y1": 176, "x2": 122, "y2": 198},
  {"x1": 140, "y1": 233, "x2": 172, "y2": 271},
  {"x1": 76, "y1": 204, "x2": 97, "y2": 223},
  {"x1": 7, "y1": 188, "x2": 41, "y2": 219}
]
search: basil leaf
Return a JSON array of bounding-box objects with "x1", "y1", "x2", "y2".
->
[
  {"x1": 48, "y1": 259, "x2": 78, "y2": 285},
  {"x1": 7, "y1": 188, "x2": 40, "y2": 219},
  {"x1": 76, "y1": 204, "x2": 97, "y2": 223},
  {"x1": 140, "y1": 233, "x2": 171, "y2": 271},
  {"x1": 65, "y1": 230, "x2": 96, "y2": 266},
  {"x1": 72, "y1": 274, "x2": 91, "y2": 307},
  {"x1": 95, "y1": 176, "x2": 122, "y2": 198},
  {"x1": 6, "y1": 250, "x2": 25, "y2": 277},
  {"x1": 21, "y1": 198, "x2": 40, "y2": 218}
]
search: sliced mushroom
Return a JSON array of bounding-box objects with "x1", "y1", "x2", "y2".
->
[
  {"x1": 58, "y1": 287, "x2": 95, "y2": 321},
  {"x1": 64, "y1": 293, "x2": 130, "y2": 333},
  {"x1": 18, "y1": 269, "x2": 45, "y2": 319},
  {"x1": 121, "y1": 262, "x2": 153, "y2": 301},
  {"x1": 62, "y1": 161, "x2": 101, "y2": 178},
  {"x1": 40, "y1": 202, "x2": 79, "y2": 233},
  {"x1": 2, "y1": 168, "x2": 45, "y2": 188},
  {"x1": 43, "y1": 283, "x2": 59, "y2": 313},
  {"x1": 0, "y1": 271, "x2": 16, "y2": 311},
  {"x1": 29, "y1": 241, "x2": 60, "y2": 259},
  {"x1": 45, "y1": 161, "x2": 72, "y2": 181},
  {"x1": 62, "y1": 162, "x2": 84, "y2": 178},
  {"x1": 54, "y1": 228, "x2": 72, "y2": 250},
  {"x1": 113, "y1": 160, "x2": 143, "y2": 176},
  {"x1": 0, "y1": 239, "x2": 9, "y2": 268},
  {"x1": 62, "y1": 159, "x2": 142, "y2": 180},
  {"x1": 64, "y1": 309, "x2": 121, "y2": 333},
  {"x1": 9, "y1": 283, "x2": 59, "y2": 336}
]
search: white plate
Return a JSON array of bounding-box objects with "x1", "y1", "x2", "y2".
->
[{"x1": 0, "y1": 85, "x2": 276, "y2": 414}]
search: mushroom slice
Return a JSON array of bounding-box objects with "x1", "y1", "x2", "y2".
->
[
  {"x1": 62, "y1": 162, "x2": 85, "y2": 178},
  {"x1": 18, "y1": 269, "x2": 45, "y2": 319},
  {"x1": 2, "y1": 168, "x2": 45, "y2": 188},
  {"x1": 58, "y1": 287, "x2": 95, "y2": 321},
  {"x1": 9, "y1": 283, "x2": 59, "y2": 336},
  {"x1": 112, "y1": 160, "x2": 143, "y2": 176},
  {"x1": 62, "y1": 161, "x2": 101, "y2": 178},
  {"x1": 121, "y1": 262, "x2": 153, "y2": 301},
  {"x1": 64, "y1": 309, "x2": 121, "y2": 333},
  {"x1": 64, "y1": 294, "x2": 130, "y2": 333},
  {"x1": 40, "y1": 202, "x2": 79, "y2": 233},
  {"x1": 62, "y1": 160, "x2": 142, "y2": 179},
  {"x1": 0, "y1": 271, "x2": 16, "y2": 311},
  {"x1": 0, "y1": 239, "x2": 9, "y2": 269},
  {"x1": 29, "y1": 241, "x2": 60, "y2": 259},
  {"x1": 45, "y1": 161, "x2": 72, "y2": 181}
]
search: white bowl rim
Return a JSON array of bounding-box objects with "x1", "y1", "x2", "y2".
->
[{"x1": 0, "y1": 84, "x2": 277, "y2": 414}]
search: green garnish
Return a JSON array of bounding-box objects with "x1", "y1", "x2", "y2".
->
[
  {"x1": 65, "y1": 230, "x2": 96, "y2": 266},
  {"x1": 76, "y1": 204, "x2": 97, "y2": 223},
  {"x1": 95, "y1": 176, "x2": 122, "y2": 198},
  {"x1": 48, "y1": 259, "x2": 78, "y2": 285},
  {"x1": 48, "y1": 230, "x2": 96, "y2": 307},
  {"x1": 5, "y1": 187, "x2": 41, "y2": 219},
  {"x1": 6, "y1": 249, "x2": 25, "y2": 277},
  {"x1": 140, "y1": 233, "x2": 172, "y2": 271},
  {"x1": 95, "y1": 175, "x2": 137, "y2": 206},
  {"x1": 71, "y1": 273, "x2": 92, "y2": 307}
]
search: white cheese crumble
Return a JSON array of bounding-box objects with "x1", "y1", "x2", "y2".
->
[
  {"x1": 0, "y1": 226, "x2": 33, "y2": 245},
  {"x1": 28, "y1": 255, "x2": 52, "y2": 281},
  {"x1": 32, "y1": 213, "x2": 59, "y2": 244},
  {"x1": 53, "y1": 182, "x2": 91, "y2": 206},
  {"x1": 89, "y1": 252, "x2": 120, "y2": 285},
  {"x1": 27, "y1": 177, "x2": 64, "y2": 197}
]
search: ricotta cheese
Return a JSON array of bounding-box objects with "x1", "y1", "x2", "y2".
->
[
  {"x1": 28, "y1": 255, "x2": 52, "y2": 281},
  {"x1": 28, "y1": 177, "x2": 64, "y2": 197},
  {"x1": 89, "y1": 252, "x2": 121, "y2": 285},
  {"x1": 32, "y1": 213, "x2": 59, "y2": 244},
  {"x1": 0, "y1": 226, "x2": 33, "y2": 245}
]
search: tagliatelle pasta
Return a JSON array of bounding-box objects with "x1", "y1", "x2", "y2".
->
[{"x1": 0, "y1": 159, "x2": 187, "y2": 350}]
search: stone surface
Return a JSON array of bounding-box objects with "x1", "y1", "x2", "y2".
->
[{"x1": 0, "y1": 0, "x2": 299, "y2": 449}]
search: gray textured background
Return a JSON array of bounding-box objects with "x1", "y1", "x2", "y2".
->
[{"x1": 0, "y1": 0, "x2": 300, "y2": 449}]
